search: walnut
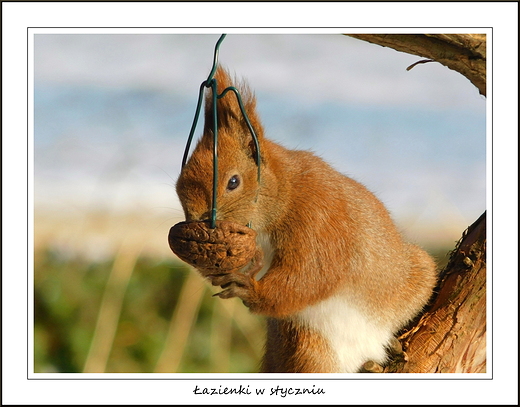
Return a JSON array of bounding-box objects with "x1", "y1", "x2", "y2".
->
[{"x1": 168, "y1": 220, "x2": 258, "y2": 273}]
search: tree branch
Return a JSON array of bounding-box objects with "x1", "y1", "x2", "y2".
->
[
  {"x1": 394, "y1": 212, "x2": 487, "y2": 373},
  {"x1": 346, "y1": 34, "x2": 486, "y2": 96}
]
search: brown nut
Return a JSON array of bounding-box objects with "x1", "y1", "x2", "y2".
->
[{"x1": 168, "y1": 220, "x2": 258, "y2": 272}]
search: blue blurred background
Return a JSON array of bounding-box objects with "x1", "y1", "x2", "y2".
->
[{"x1": 33, "y1": 33, "x2": 486, "y2": 259}]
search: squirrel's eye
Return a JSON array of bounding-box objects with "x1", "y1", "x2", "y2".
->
[{"x1": 227, "y1": 175, "x2": 240, "y2": 191}]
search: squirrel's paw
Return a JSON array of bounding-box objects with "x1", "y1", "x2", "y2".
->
[
  {"x1": 210, "y1": 272, "x2": 253, "y2": 294},
  {"x1": 207, "y1": 249, "x2": 263, "y2": 305},
  {"x1": 359, "y1": 360, "x2": 384, "y2": 373},
  {"x1": 214, "y1": 283, "x2": 250, "y2": 302},
  {"x1": 209, "y1": 272, "x2": 258, "y2": 307}
]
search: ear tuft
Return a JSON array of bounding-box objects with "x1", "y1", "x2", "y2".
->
[{"x1": 203, "y1": 66, "x2": 263, "y2": 140}]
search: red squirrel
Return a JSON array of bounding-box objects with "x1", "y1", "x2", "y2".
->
[{"x1": 176, "y1": 67, "x2": 437, "y2": 373}]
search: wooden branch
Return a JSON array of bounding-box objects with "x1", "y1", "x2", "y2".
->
[
  {"x1": 346, "y1": 34, "x2": 486, "y2": 96},
  {"x1": 391, "y1": 212, "x2": 487, "y2": 373}
]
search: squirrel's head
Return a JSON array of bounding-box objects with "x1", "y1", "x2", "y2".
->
[{"x1": 176, "y1": 67, "x2": 264, "y2": 228}]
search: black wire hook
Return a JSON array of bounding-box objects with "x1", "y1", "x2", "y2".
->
[{"x1": 181, "y1": 34, "x2": 261, "y2": 229}]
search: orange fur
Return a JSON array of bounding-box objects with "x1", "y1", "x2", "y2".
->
[{"x1": 176, "y1": 67, "x2": 437, "y2": 373}]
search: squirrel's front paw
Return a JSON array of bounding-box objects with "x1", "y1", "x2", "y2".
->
[
  {"x1": 209, "y1": 272, "x2": 257, "y2": 304},
  {"x1": 207, "y1": 249, "x2": 263, "y2": 306}
]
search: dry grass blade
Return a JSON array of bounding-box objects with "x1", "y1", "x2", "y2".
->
[
  {"x1": 209, "y1": 298, "x2": 236, "y2": 372},
  {"x1": 154, "y1": 271, "x2": 206, "y2": 373},
  {"x1": 221, "y1": 297, "x2": 264, "y2": 361},
  {"x1": 83, "y1": 240, "x2": 141, "y2": 373}
]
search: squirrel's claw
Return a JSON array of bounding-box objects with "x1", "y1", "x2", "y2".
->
[
  {"x1": 209, "y1": 272, "x2": 256, "y2": 305},
  {"x1": 213, "y1": 283, "x2": 251, "y2": 301},
  {"x1": 208, "y1": 272, "x2": 248, "y2": 287}
]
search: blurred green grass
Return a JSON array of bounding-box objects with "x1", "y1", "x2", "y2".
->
[
  {"x1": 34, "y1": 247, "x2": 265, "y2": 373},
  {"x1": 34, "y1": 239, "x2": 452, "y2": 374}
]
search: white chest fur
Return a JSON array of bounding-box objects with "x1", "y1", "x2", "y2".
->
[{"x1": 295, "y1": 295, "x2": 393, "y2": 373}]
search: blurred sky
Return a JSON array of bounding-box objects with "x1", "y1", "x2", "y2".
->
[{"x1": 33, "y1": 33, "x2": 487, "y2": 252}]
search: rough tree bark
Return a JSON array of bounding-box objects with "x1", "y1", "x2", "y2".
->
[
  {"x1": 398, "y1": 212, "x2": 487, "y2": 373},
  {"x1": 345, "y1": 34, "x2": 487, "y2": 373}
]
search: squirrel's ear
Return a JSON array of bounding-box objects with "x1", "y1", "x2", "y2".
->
[{"x1": 203, "y1": 66, "x2": 264, "y2": 144}]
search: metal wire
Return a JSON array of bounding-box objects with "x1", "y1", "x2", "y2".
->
[{"x1": 181, "y1": 34, "x2": 262, "y2": 229}]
